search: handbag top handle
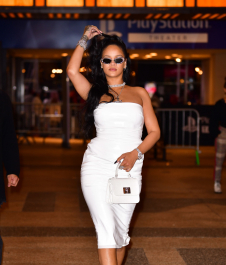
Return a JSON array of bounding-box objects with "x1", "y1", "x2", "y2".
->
[{"x1": 115, "y1": 162, "x2": 131, "y2": 179}]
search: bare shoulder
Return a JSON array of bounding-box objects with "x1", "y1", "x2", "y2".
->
[{"x1": 129, "y1": 86, "x2": 150, "y2": 102}]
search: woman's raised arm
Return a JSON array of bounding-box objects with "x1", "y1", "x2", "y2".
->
[{"x1": 67, "y1": 25, "x2": 102, "y2": 100}]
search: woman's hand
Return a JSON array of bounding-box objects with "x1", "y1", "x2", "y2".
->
[
  {"x1": 83, "y1": 25, "x2": 102, "y2": 40},
  {"x1": 7, "y1": 174, "x2": 19, "y2": 187},
  {"x1": 115, "y1": 150, "x2": 138, "y2": 172}
]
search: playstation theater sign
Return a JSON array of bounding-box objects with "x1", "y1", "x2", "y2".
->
[
  {"x1": 1, "y1": 19, "x2": 226, "y2": 49},
  {"x1": 100, "y1": 19, "x2": 226, "y2": 50}
]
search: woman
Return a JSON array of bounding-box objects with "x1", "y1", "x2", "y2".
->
[
  {"x1": 67, "y1": 25, "x2": 160, "y2": 265},
  {"x1": 209, "y1": 77, "x2": 226, "y2": 194}
]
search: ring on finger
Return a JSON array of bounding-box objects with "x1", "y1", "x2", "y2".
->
[{"x1": 119, "y1": 165, "x2": 125, "y2": 170}]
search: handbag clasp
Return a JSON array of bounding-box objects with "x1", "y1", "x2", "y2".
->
[{"x1": 123, "y1": 187, "x2": 131, "y2": 194}]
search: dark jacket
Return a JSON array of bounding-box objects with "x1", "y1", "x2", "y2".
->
[
  {"x1": 0, "y1": 91, "x2": 20, "y2": 205},
  {"x1": 209, "y1": 98, "x2": 226, "y2": 139}
]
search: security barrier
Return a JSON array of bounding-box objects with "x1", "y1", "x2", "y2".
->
[
  {"x1": 13, "y1": 103, "x2": 83, "y2": 143},
  {"x1": 13, "y1": 104, "x2": 201, "y2": 164},
  {"x1": 157, "y1": 108, "x2": 200, "y2": 164}
]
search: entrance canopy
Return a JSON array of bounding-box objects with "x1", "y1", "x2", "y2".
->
[{"x1": 0, "y1": 0, "x2": 226, "y2": 20}]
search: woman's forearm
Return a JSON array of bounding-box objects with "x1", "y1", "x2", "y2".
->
[
  {"x1": 67, "y1": 44, "x2": 85, "y2": 76},
  {"x1": 137, "y1": 130, "x2": 160, "y2": 155}
]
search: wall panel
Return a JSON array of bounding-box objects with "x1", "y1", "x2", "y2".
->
[
  {"x1": 147, "y1": 0, "x2": 183, "y2": 7},
  {"x1": 47, "y1": 0, "x2": 83, "y2": 6},
  {"x1": 198, "y1": 0, "x2": 226, "y2": 7},
  {"x1": 97, "y1": 0, "x2": 133, "y2": 7}
]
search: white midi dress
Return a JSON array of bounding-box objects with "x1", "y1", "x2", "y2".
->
[{"x1": 81, "y1": 102, "x2": 144, "y2": 249}]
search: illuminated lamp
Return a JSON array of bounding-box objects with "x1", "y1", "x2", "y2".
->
[
  {"x1": 1, "y1": 13, "x2": 7, "y2": 18},
  {"x1": 17, "y1": 13, "x2": 24, "y2": 18},
  {"x1": 171, "y1": 14, "x2": 179, "y2": 19},
  {"x1": 145, "y1": 14, "x2": 153, "y2": 19},
  {"x1": 154, "y1": 14, "x2": 161, "y2": 19},
  {"x1": 209, "y1": 14, "x2": 219, "y2": 19},
  {"x1": 99, "y1": 13, "x2": 105, "y2": 19},
  {"x1": 192, "y1": 13, "x2": 202, "y2": 19},
  {"x1": 124, "y1": 14, "x2": 130, "y2": 19},
  {"x1": 201, "y1": 13, "x2": 210, "y2": 19},
  {"x1": 217, "y1": 14, "x2": 226, "y2": 19},
  {"x1": 162, "y1": 14, "x2": 170, "y2": 19},
  {"x1": 115, "y1": 14, "x2": 122, "y2": 19}
]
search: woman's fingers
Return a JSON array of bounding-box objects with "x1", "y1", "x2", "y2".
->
[{"x1": 84, "y1": 25, "x2": 102, "y2": 39}]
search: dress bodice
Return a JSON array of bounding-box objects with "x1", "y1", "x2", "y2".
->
[{"x1": 94, "y1": 102, "x2": 144, "y2": 141}]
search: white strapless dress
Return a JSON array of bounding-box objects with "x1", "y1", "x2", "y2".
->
[{"x1": 81, "y1": 102, "x2": 144, "y2": 249}]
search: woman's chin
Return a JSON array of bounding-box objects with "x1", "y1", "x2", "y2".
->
[{"x1": 105, "y1": 72, "x2": 123, "y2": 78}]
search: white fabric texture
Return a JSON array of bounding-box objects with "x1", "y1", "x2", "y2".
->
[{"x1": 81, "y1": 102, "x2": 144, "y2": 249}]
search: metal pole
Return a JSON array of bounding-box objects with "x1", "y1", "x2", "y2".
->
[
  {"x1": 62, "y1": 56, "x2": 71, "y2": 149},
  {"x1": 176, "y1": 61, "x2": 181, "y2": 100},
  {"x1": 0, "y1": 41, "x2": 2, "y2": 90},
  {"x1": 184, "y1": 60, "x2": 188, "y2": 104}
]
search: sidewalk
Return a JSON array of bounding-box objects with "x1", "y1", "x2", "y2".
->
[{"x1": 1, "y1": 140, "x2": 226, "y2": 265}]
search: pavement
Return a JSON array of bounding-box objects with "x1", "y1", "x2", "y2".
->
[{"x1": 1, "y1": 138, "x2": 226, "y2": 265}]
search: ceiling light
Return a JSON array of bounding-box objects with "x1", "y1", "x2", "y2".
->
[
  {"x1": 209, "y1": 14, "x2": 219, "y2": 19},
  {"x1": 150, "y1": 53, "x2": 157, "y2": 56},
  {"x1": 165, "y1": 55, "x2": 171, "y2": 59},
  {"x1": 107, "y1": 13, "x2": 113, "y2": 19},
  {"x1": 171, "y1": 14, "x2": 179, "y2": 19},
  {"x1": 124, "y1": 14, "x2": 130, "y2": 19},
  {"x1": 43, "y1": 86, "x2": 49, "y2": 91},
  {"x1": 198, "y1": 70, "x2": 203, "y2": 75},
  {"x1": 192, "y1": 13, "x2": 202, "y2": 19},
  {"x1": 61, "y1": 53, "x2": 68, "y2": 57},
  {"x1": 172, "y1": 54, "x2": 178, "y2": 57},
  {"x1": 195, "y1": 67, "x2": 200, "y2": 72},
  {"x1": 79, "y1": 67, "x2": 86, "y2": 72},
  {"x1": 145, "y1": 54, "x2": 152, "y2": 58},
  {"x1": 50, "y1": 73, "x2": 55, "y2": 78},
  {"x1": 175, "y1": 58, "x2": 181, "y2": 62},
  {"x1": 115, "y1": 14, "x2": 122, "y2": 19},
  {"x1": 130, "y1": 53, "x2": 139, "y2": 59},
  {"x1": 162, "y1": 13, "x2": 170, "y2": 19},
  {"x1": 217, "y1": 14, "x2": 226, "y2": 19},
  {"x1": 99, "y1": 13, "x2": 104, "y2": 19},
  {"x1": 145, "y1": 14, "x2": 153, "y2": 19},
  {"x1": 52, "y1": 69, "x2": 63, "y2": 74}
]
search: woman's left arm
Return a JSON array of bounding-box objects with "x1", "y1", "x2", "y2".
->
[
  {"x1": 135, "y1": 88, "x2": 160, "y2": 154},
  {"x1": 116, "y1": 88, "x2": 160, "y2": 171}
]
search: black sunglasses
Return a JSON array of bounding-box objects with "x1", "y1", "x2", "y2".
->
[{"x1": 100, "y1": 57, "x2": 125, "y2": 64}]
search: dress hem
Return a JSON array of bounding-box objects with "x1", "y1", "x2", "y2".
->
[{"x1": 98, "y1": 241, "x2": 130, "y2": 249}]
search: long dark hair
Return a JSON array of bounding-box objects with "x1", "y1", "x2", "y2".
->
[
  {"x1": 224, "y1": 77, "x2": 226, "y2": 89},
  {"x1": 83, "y1": 34, "x2": 131, "y2": 137}
]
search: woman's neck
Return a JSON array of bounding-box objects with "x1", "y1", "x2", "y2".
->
[{"x1": 106, "y1": 77, "x2": 124, "y2": 87}]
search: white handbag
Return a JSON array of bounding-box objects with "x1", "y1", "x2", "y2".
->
[{"x1": 106, "y1": 163, "x2": 140, "y2": 204}]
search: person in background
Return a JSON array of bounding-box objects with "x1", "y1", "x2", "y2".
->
[
  {"x1": 209, "y1": 77, "x2": 226, "y2": 193},
  {"x1": 0, "y1": 91, "x2": 20, "y2": 264},
  {"x1": 32, "y1": 92, "x2": 43, "y2": 128}
]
